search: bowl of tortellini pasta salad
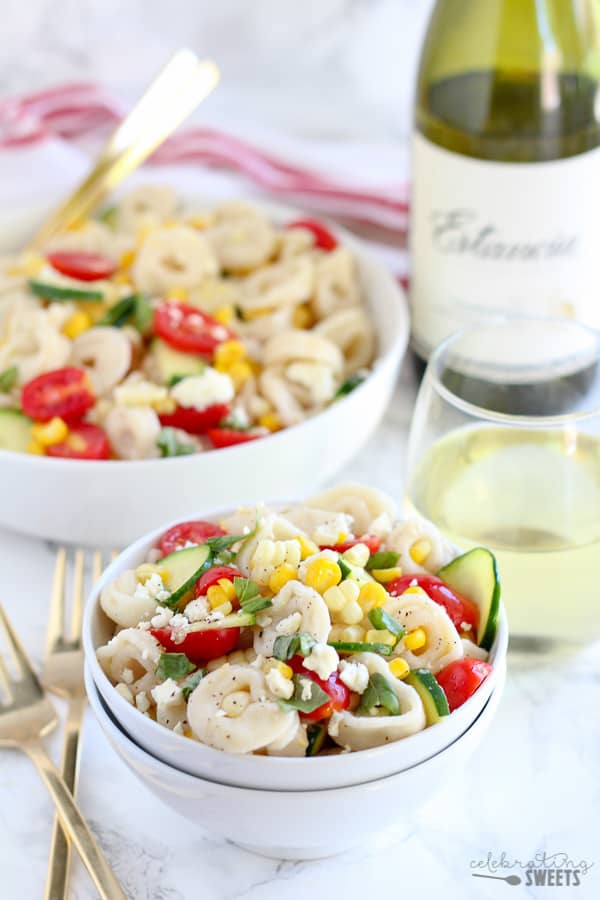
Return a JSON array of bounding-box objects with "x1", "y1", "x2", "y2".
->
[
  {"x1": 0, "y1": 188, "x2": 408, "y2": 545},
  {"x1": 84, "y1": 483, "x2": 508, "y2": 801}
]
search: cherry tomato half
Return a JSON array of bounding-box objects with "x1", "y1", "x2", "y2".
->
[
  {"x1": 288, "y1": 655, "x2": 350, "y2": 721},
  {"x1": 47, "y1": 251, "x2": 117, "y2": 281},
  {"x1": 286, "y1": 219, "x2": 338, "y2": 251},
  {"x1": 435, "y1": 658, "x2": 492, "y2": 711},
  {"x1": 158, "y1": 402, "x2": 230, "y2": 435},
  {"x1": 320, "y1": 534, "x2": 382, "y2": 554},
  {"x1": 193, "y1": 565, "x2": 242, "y2": 602},
  {"x1": 158, "y1": 520, "x2": 226, "y2": 557},
  {"x1": 46, "y1": 423, "x2": 110, "y2": 460},
  {"x1": 21, "y1": 367, "x2": 95, "y2": 424},
  {"x1": 207, "y1": 428, "x2": 264, "y2": 449},
  {"x1": 151, "y1": 626, "x2": 240, "y2": 664},
  {"x1": 386, "y1": 574, "x2": 479, "y2": 633},
  {"x1": 154, "y1": 302, "x2": 236, "y2": 357}
]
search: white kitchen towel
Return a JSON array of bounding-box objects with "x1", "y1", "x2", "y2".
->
[{"x1": 0, "y1": 82, "x2": 409, "y2": 282}]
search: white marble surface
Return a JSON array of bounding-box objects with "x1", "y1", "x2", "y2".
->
[{"x1": 1, "y1": 360, "x2": 599, "y2": 900}]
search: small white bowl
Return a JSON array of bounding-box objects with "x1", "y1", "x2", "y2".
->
[
  {"x1": 0, "y1": 201, "x2": 408, "y2": 546},
  {"x1": 85, "y1": 662, "x2": 505, "y2": 859},
  {"x1": 83, "y1": 505, "x2": 508, "y2": 791}
]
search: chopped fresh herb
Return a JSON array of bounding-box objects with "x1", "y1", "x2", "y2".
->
[
  {"x1": 167, "y1": 374, "x2": 186, "y2": 387},
  {"x1": 29, "y1": 280, "x2": 104, "y2": 302},
  {"x1": 98, "y1": 205, "x2": 119, "y2": 228},
  {"x1": 181, "y1": 668, "x2": 205, "y2": 699},
  {"x1": 306, "y1": 722, "x2": 327, "y2": 757},
  {"x1": 338, "y1": 558, "x2": 352, "y2": 580},
  {"x1": 97, "y1": 293, "x2": 153, "y2": 332},
  {"x1": 334, "y1": 372, "x2": 366, "y2": 400},
  {"x1": 273, "y1": 632, "x2": 317, "y2": 661},
  {"x1": 205, "y1": 524, "x2": 257, "y2": 555},
  {"x1": 0, "y1": 366, "x2": 18, "y2": 392},
  {"x1": 279, "y1": 674, "x2": 330, "y2": 714},
  {"x1": 328, "y1": 640, "x2": 392, "y2": 656},
  {"x1": 134, "y1": 294, "x2": 153, "y2": 333},
  {"x1": 357, "y1": 673, "x2": 400, "y2": 716},
  {"x1": 367, "y1": 607, "x2": 405, "y2": 639},
  {"x1": 157, "y1": 427, "x2": 195, "y2": 458},
  {"x1": 366, "y1": 550, "x2": 400, "y2": 571},
  {"x1": 240, "y1": 595, "x2": 273, "y2": 614},
  {"x1": 233, "y1": 576, "x2": 261, "y2": 605},
  {"x1": 219, "y1": 413, "x2": 251, "y2": 432},
  {"x1": 156, "y1": 652, "x2": 196, "y2": 682}
]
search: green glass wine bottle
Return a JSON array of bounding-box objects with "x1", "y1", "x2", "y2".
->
[{"x1": 411, "y1": 0, "x2": 600, "y2": 358}]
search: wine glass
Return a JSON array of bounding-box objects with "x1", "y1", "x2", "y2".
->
[{"x1": 405, "y1": 317, "x2": 600, "y2": 646}]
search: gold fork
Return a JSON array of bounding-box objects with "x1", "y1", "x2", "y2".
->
[
  {"x1": 43, "y1": 547, "x2": 102, "y2": 900},
  {"x1": 0, "y1": 603, "x2": 126, "y2": 900}
]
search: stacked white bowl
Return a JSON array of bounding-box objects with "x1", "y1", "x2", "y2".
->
[{"x1": 83, "y1": 514, "x2": 508, "y2": 860}]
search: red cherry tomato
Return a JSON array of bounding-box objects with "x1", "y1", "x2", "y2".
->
[
  {"x1": 386, "y1": 574, "x2": 479, "y2": 633},
  {"x1": 207, "y1": 428, "x2": 264, "y2": 449},
  {"x1": 435, "y1": 658, "x2": 492, "y2": 711},
  {"x1": 286, "y1": 219, "x2": 338, "y2": 251},
  {"x1": 320, "y1": 535, "x2": 382, "y2": 554},
  {"x1": 193, "y1": 565, "x2": 242, "y2": 601},
  {"x1": 288, "y1": 655, "x2": 350, "y2": 721},
  {"x1": 158, "y1": 520, "x2": 227, "y2": 557},
  {"x1": 46, "y1": 423, "x2": 110, "y2": 460},
  {"x1": 159, "y1": 402, "x2": 230, "y2": 435},
  {"x1": 47, "y1": 251, "x2": 117, "y2": 281},
  {"x1": 151, "y1": 626, "x2": 239, "y2": 664},
  {"x1": 154, "y1": 302, "x2": 236, "y2": 357},
  {"x1": 21, "y1": 367, "x2": 95, "y2": 423}
]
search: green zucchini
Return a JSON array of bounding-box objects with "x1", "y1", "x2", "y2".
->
[
  {"x1": 0, "y1": 409, "x2": 33, "y2": 453},
  {"x1": 405, "y1": 669, "x2": 450, "y2": 724},
  {"x1": 438, "y1": 548, "x2": 501, "y2": 650}
]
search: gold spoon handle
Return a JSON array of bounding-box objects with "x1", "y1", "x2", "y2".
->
[{"x1": 29, "y1": 49, "x2": 219, "y2": 250}]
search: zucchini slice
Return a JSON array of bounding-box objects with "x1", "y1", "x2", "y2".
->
[
  {"x1": 405, "y1": 668, "x2": 450, "y2": 724},
  {"x1": 187, "y1": 612, "x2": 256, "y2": 632},
  {"x1": 0, "y1": 409, "x2": 33, "y2": 453},
  {"x1": 439, "y1": 547, "x2": 501, "y2": 650}
]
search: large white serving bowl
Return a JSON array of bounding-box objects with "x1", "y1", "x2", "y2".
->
[
  {"x1": 0, "y1": 200, "x2": 409, "y2": 545},
  {"x1": 83, "y1": 504, "x2": 508, "y2": 791},
  {"x1": 85, "y1": 661, "x2": 505, "y2": 860}
]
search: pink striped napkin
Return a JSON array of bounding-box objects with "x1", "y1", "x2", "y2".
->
[{"x1": 0, "y1": 83, "x2": 409, "y2": 283}]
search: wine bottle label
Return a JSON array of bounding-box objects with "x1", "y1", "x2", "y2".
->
[{"x1": 410, "y1": 133, "x2": 600, "y2": 357}]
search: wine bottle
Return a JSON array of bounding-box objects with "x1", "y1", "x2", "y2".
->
[{"x1": 410, "y1": 0, "x2": 600, "y2": 359}]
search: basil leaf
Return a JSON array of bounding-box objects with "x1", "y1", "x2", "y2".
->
[
  {"x1": 98, "y1": 205, "x2": 119, "y2": 228},
  {"x1": 0, "y1": 366, "x2": 18, "y2": 392},
  {"x1": 334, "y1": 372, "x2": 366, "y2": 400},
  {"x1": 240, "y1": 596, "x2": 273, "y2": 614},
  {"x1": 29, "y1": 280, "x2": 104, "y2": 302},
  {"x1": 181, "y1": 668, "x2": 205, "y2": 699},
  {"x1": 156, "y1": 652, "x2": 195, "y2": 682},
  {"x1": 279, "y1": 674, "x2": 330, "y2": 714},
  {"x1": 338, "y1": 558, "x2": 352, "y2": 580},
  {"x1": 167, "y1": 374, "x2": 186, "y2": 387},
  {"x1": 157, "y1": 427, "x2": 195, "y2": 458},
  {"x1": 233, "y1": 576, "x2": 261, "y2": 606},
  {"x1": 219, "y1": 414, "x2": 251, "y2": 432},
  {"x1": 357, "y1": 673, "x2": 400, "y2": 716},
  {"x1": 356, "y1": 676, "x2": 378, "y2": 715},
  {"x1": 97, "y1": 295, "x2": 137, "y2": 327},
  {"x1": 306, "y1": 722, "x2": 327, "y2": 757},
  {"x1": 273, "y1": 632, "x2": 316, "y2": 662},
  {"x1": 134, "y1": 294, "x2": 153, "y2": 333},
  {"x1": 206, "y1": 524, "x2": 257, "y2": 555},
  {"x1": 367, "y1": 608, "x2": 405, "y2": 639},
  {"x1": 328, "y1": 640, "x2": 392, "y2": 656},
  {"x1": 366, "y1": 551, "x2": 400, "y2": 571}
]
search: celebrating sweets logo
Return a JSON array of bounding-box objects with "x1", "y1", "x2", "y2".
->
[{"x1": 470, "y1": 851, "x2": 594, "y2": 888}]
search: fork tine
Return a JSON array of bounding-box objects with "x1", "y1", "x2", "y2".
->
[
  {"x1": 0, "y1": 651, "x2": 12, "y2": 704},
  {"x1": 0, "y1": 603, "x2": 41, "y2": 685},
  {"x1": 47, "y1": 548, "x2": 67, "y2": 654},
  {"x1": 92, "y1": 549, "x2": 103, "y2": 583},
  {"x1": 69, "y1": 548, "x2": 85, "y2": 641}
]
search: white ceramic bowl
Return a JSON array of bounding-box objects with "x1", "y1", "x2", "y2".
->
[
  {"x1": 85, "y1": 661, "x2": 505, "y2": 859},
  {"x1": 83, "y1": 505, "x2": 508, "y2": 791},
  {"x1": 0, "y1": 201, "x2": 408, "y2": 545}
]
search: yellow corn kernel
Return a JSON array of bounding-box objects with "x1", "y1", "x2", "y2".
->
[
  {"x1": 10, "y1": 252, "x2": 45, "y2": 278},
  {"x1": 213, "y1": 305, "x2": 235, "y2": 326},
  {"x1": 294, "y1": 535, "x2": 319, "y2": 560},
  {"x1": 62, "y1": 310, "x2": 92, "y2": 339},
  {"x1": 268, "y1": 564, "x2": 298, "y2": 593},
  {"x1": 135, "y1": 563, "x2": 167, "y2": 583},
  {"x1": 328, "y1": 624, "x2": 346, "y2": 642},
  {"x1": 31, "y1": 417, "x2": 69, "y2": 447},
  {"x1": 214, "y1": 340, "x2": 246, "y2": 368},
  {"x1": 342, "y1": 542, "x2": 370, "y2": 568},
  {"x1": 112, "y1": 272, "x2": 132, "y2": 286},
  {"x1": 304, "y1": 558, "x2": 342, "y2": 594},
  {"x1": 276, "y1": 661, "x2": 293, "y2": 679},
  {"x1": 213, "y1": 600, "x2": 233, "y2": 617},
  {"x1": 226, "y1": 360, "x2": 253, "y2": 390},
  {"x1": 135, "y1": 225, "x2": 153, "y2": 246},
  {"x1": 336, "y1": 532, "x2": 349, "y2": 544},
  {"x1": 339, "y1": 580, "x2": 360, "y2": 603},
  {"x1": 258, "y1": 412, "x2": 282, "y2": 432},
  {"x1": 389, "y1": 657, "x2": 410, "y2": 680},
  {"x1": 153, "y1": 396, "x2": 177, "y2": 415},
  {"x1": 371, "y1": 566, "x2": 403, "y2": 583},
  {"x1": 217, "y1": 578, "x2": 238, "y2": 601},
  {"x1": 409, "y1": 539, "x2": 432, "y2": 566},
  {"x1": 119, "y1": 249, "x2": 136, "y2": 269},
  {"x1": 292, "y1": 303, "x2": 314, "y2": 329},
  {"x1": 240, "y1": 305, "x2": 273, "y2": 321},
  {"x1": 187, "y1": 215, "x2": 211, "y2": 229},
  {"x1": 402, "y1": 585, "x2": 428, "y2": 596},
  {"x1": 365, "y1": 628, "x2": 397, "y2": 648},
  {"x1": 27, "y1": 439, "x2": 45, "y2": 456},
  {"x1": 358, "y1": 581, "x2": 388, "y2": 614},
  {"x1": 221, "y1": 690, "x2": 251, "y2": 717},
  {"x1": 339, "y1": 599, "x2": 363, "y2": 626},
  {"x1": 404, "y1": 627, "x2": 427, "y2": 651},
  {"x1": 323, "y1": 585, "x2": 347, "y2": 613},
  {"x1": 341, "y1": 625, "x2": 365, "y2": 642},
  {"x1": 166, "y1": 286, "x2": 189, "y2": 302},
  {"x1": 207, "y1": 584, "x2": 230, "y2": 609}
]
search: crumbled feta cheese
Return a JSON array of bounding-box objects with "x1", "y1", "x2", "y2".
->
[
  {"x1": 115, "y1": 683, "x2": 134, "y2": 704},
  {"x1": 137, "y1": 620, "x2": 151, "y2": 631},
  {"x1": 135, "y1": 573, "x2": 171, "y2": 605},
  {"x1": 369, "y1": 512, "x2": 393, "y2": 539},
  {"x1": 135, "y1": 691, "x2": 151, "y2": 714},
  {"x1": 121, "y1": 667, "x2": 134, "y2": 685},
  {"x1": 300, "y1": 677, "x2": 313, "y2": 702},
  {"x1": 184, "y1": 597, "x2": 210, "y2": 622},
  {"x1": 338, "y1": 660, "x2": 369, "y2": 694},
  {"x1": 114, "y1": 375, "x2": 170, "y2": 409},
  {"x1": 168, "y1": 613, "x2": 190, "y2": 644},
  {"x1": 150, "y1": 605, "x2": 174, "y2": 629},
  {"x1": 275, "y1": 612, "x2": 303, "y2": 635},
  {"x1": 312, "y1": 514, "x2": 354, "y2": 546},
  {"x1": 460, "y1": 621, "x2": 472, "y2": 632},
  {"x1": 151, "y1": 678, "x2": 182, "y2": 706},
  {"x1": 151, "y1": 679, "x2": 187, "y2": 731},
  {"x1": 171, "y1": 368, "x2": 234, "y2": 412},
  {"x1": 302, "y1": 643, "x2": 339, "y2": 680},
  {"x1": 265, "y1": 667, "x2": 294, "y2": 700}
]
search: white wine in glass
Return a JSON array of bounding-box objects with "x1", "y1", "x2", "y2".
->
[{"x1": 405, "y1": 319, "x2": 600, "y2": 644}]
